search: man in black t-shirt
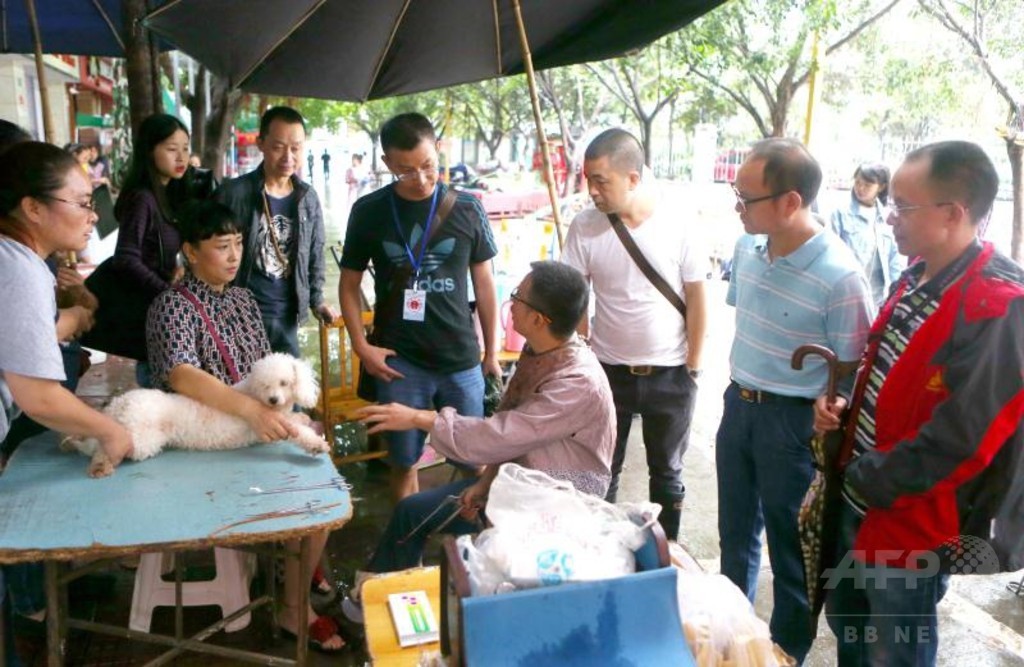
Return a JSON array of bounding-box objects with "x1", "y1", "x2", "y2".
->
[{"x1": 340, "y1": 113, "x2": 500, "y2": 502}]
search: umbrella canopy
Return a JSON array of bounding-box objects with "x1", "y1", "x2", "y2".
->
[
  {"x1": 2, "y1": 0, "x2": 128, "y2": 56},
  {"x1": 144, "y1": 0, "x2": 724, "y2": 101}
]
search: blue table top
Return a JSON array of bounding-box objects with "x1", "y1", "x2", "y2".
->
[{"x1": 0, "y1": 433, "x2": 352, "y2": 563}]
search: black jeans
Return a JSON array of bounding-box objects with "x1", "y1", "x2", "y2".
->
[{"x1": 600, "y1": 363, "x2": 697, "y2": 540}]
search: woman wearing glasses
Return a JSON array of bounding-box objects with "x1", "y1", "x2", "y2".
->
[
  {"x1": 0, "y1": 142, "x2": 134, "y2": 468},
  {"x1": 829, "y1": 163, "x2": 905, "y2": 306},
  {"x1": 110, "y1": 114, "x2": 193, "y2": 385}
]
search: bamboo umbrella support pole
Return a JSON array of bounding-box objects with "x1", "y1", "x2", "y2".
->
[
  {"x1": 24, "y1": 0, "x2": 54, "y2": 143},
  {"x1": 510, "y1": 0, "x2": 565, "y2": 252}
]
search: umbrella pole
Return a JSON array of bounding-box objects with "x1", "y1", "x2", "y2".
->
[
  {"x1": 510, "y1": 0, "x2": 564, "y2": 251},
  {"x1": 24, "y1": 0, "x2": 54, "y2": 143}
]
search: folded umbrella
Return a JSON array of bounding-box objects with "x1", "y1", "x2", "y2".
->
[{"x1": 790, "y1": 344, "x2": 857, "y2": 634}]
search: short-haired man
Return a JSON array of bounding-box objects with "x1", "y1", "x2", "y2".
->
[
  {"x1": 216, "y1": 106, "x2": 335, "y2": 356},
  {"x1": 560, "y1": 128, "x2": 707, "y2": 542},
  {"x1": 816, "y1": 141, "x2": 1024, "y2": 666},
  {"x1": 719, "y1": 138, "x2": 873, "y2": 662},
  {"x1": 348, "y1": 261, "x2": 615, "y2": 598},
  {"x1": 339, "y1": 112, "x2": 500, "y2": 502}
]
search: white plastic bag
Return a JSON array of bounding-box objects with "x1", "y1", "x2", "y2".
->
[
  {"x1": 462, "y1": 463, "x2": 661, "y2": 593},
  {"x1": 672, "y1": 553, "x2": 794, "y2": 667}
]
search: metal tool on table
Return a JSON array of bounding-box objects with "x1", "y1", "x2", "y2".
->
[
  {"x1": 247, "y1": 476, "x2": 352, "y2": 495},
  {"x1": 397, "y1": 494, "x2": 485, "y2": 545}
]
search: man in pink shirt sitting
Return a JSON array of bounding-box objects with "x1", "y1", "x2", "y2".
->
[{"x1": 342, "y1": 261, "x2": 616, "y2": 621}]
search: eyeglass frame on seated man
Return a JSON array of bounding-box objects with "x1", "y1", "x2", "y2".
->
[{"x1": 510, "y1": 287, "x2": 552, "y2": 323}]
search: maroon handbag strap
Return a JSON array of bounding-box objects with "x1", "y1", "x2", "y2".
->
[{"x1": 173, "y1": 285, "x2": 241, "y2": 384}]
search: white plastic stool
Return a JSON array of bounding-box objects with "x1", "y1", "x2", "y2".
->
[{"x1": 129, "y1": 548, "x2": 256, "y2": 633}]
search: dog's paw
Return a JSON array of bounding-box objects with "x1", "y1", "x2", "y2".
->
[
  {"x1": 88, "y1": 458, "x2": 115, "y2": 478},
  {"x1": 291, "y1": 413, "x2": 312, "y2": 427},
  {"x1": 302, "y1": 436, "x2": 330, "y2": 455}
]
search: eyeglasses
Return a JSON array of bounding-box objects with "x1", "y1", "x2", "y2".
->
[
  {"x1": 393, "y1": 165, "x2": 438, "y2": 182},
  {"x1": 732, "y1": 186, "x2": 787, "y2": 213},
  {"x1": 510, "y1": 287, "x2": 550, "y2": 321},
  {"x1": 43, "y1": 196, "x2": 96, "y2": 212},
  {"x1": 886, "y1": 200, "x2": 954, "y2": 218}
]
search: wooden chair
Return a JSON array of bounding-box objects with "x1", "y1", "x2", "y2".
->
[{"x1": 317, "y1": 312, "x2": 388, "y2": 466}]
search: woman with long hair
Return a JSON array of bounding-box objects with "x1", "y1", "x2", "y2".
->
[
  {"x1": 111, "y1": 113, "x2": 192, "y2": 384},
  {"x1": 829, "y1": 163, "x2": 905, "y2": 306}
]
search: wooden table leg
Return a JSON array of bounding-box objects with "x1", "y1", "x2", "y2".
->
[{"x1": 44, "y1": 561, "x2": 63, "y2": 667}]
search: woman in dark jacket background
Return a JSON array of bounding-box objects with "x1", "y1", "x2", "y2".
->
[{"x1": 111, "y1": 113, "x2": 192, "y2": 386}]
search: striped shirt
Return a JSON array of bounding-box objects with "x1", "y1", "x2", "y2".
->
[
  {"x1": 727, "y1": 230, "x2": 874, "y2": 397},
  {"x1": 843, "y1": 243, "x2": 979, "y2": 514}
]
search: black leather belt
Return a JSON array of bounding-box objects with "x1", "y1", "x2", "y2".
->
[{"x1": 731, "y1": 381, "x2": 814, "y2": 406}]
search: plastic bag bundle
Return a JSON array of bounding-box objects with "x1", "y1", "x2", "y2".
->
[
  {"x1": 671, "y1": 545, "x2": 795, "y2": 667},
  {"x1": 460, "y1": 463, "x2": 660, "y2": 594}
]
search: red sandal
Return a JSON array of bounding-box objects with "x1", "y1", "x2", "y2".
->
[{"x1": 281, "y1": 615, "x2": 346, "y2": 653}]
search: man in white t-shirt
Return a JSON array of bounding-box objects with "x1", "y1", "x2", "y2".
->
[{"x1": 561, "y1": 128, "x2": 707, "y2": 541}]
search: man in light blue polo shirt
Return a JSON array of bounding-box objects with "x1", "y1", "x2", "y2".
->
[{"x1": 717, "y1": 138, "x2": 873, "y2": 663}]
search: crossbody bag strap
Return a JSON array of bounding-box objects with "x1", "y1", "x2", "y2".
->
[
  {"x1": 608, "y1": 213, "x2": 687, "y2": 320},
  {"x1": 376, "y1": 187, "x2": 459, "y2": 321},
  {"x1": 173, "y1": 285, "x2": 241, "y2": 384}
]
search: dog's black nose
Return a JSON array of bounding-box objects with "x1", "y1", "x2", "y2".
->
[{"x1": 269, "y1": 396, "x2": 279, "y2": 405}]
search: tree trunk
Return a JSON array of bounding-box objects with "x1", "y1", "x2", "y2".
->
[
  {"x1": 202, "y1": 74, "x2": 242, "y2": 179},
  {"x1": 640, "y1": 118, "x2": 653, "y2": 168},
  {"x1": 1008, "y1": 138, "x2": 1023, "y2": 263},
  {"x1": 122, "y1": 0, "x2": 156, "y2": 136},
  {"x1": 187, "y1": 67, "x2": 209, "y2": 159}
]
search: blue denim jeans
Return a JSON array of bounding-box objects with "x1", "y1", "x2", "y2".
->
[
  {"x1": 715, "y1": 383, "x2": 816, "y2": 662},
  {"x1": 262, "y1": 315, "x2": 300, "y2": 358},
  {"x1": 825, "y1": 503, "x2": 949, "y2": 667},
  {"x1": 375, "y1": 357, "x2": 484, "y2": 469},
  {"x1": 366, "y1": 477, "x2": 480, "y2": 572}
]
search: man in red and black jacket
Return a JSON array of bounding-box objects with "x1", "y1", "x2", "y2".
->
[{"x1": 815, "y1": 140, "x2": 1024, "y2": 667}]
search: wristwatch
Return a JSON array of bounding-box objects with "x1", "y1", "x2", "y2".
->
[{"x1": 687, "y1": 367, "x2": 703, "y2": 380}]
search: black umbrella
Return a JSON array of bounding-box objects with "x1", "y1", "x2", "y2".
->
[
  {"x1": 143, "y1": 0, "x2": 724, "y2": 245},
  {"x1": 791, "y1": 344, "x2": 857, "y2": 634},
  {"x1": 144, "y1": 0, "x2": 720, "y2": 101}
]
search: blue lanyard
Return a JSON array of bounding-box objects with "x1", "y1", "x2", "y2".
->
[{"x1": 390, "y1": 186, "x2": 440, "y2": 278}]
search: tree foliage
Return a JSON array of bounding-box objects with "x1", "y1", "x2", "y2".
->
[
  {"x1": 447, "y1": 77, "x2": 533, "y2": 161},
  {"x1": 586, "y1": 32, "x2": 689, "y2": 164},
  {"x1": 917, "y1": 0, "x2": 1024, "y2": 260},
  {"x1": 678, "y1": 0, "x2": 900, "y2": 138}
]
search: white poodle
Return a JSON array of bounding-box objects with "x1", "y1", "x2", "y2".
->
[{"x1": 67, "y1": 353, "x2": 330, "y2": 477}]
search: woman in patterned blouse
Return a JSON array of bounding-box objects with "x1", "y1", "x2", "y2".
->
[{"x1": 145, "y1": 200, "x2": 346, "y2": 652}]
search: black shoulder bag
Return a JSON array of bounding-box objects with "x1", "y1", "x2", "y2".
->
[
  {"x1": 79, "y1": 232, "x2": 167, "y2": 362},
  {"x1": 607, "y1": 213, "x2": 687, "y2": 319}
]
